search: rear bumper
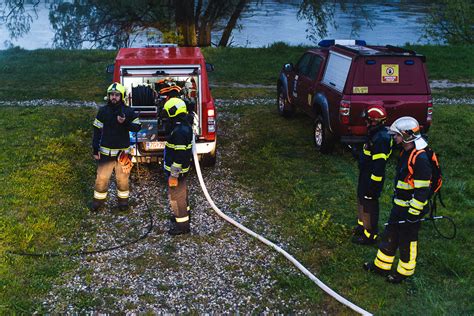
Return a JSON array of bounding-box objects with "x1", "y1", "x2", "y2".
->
[{"x1": 130, "y1": 139, "x2": 216, "y2": 163}]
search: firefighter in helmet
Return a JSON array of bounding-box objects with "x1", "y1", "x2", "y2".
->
[
  {"x1": 352, "y1": 104, "x2": 393, "y2": 245},
  {"x1": 364, "y1": 116, "x2": 431, "y2": 283},
  {"x1": 91, "y1": 83, "x2": 141, "y2": 212},
  {"x1": 163, "y1": 97, "x2": 193, "y2": 235}
]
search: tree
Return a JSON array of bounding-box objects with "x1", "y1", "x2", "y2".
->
[
  {"x1": 297, "y1": 0, "x2": 374, "y2": 44},
  {"x1": 421, "y1": 0, "x2": 473, "y2": 44},
  {"x1": 0, "y1": 0, "x2": 252, "y2": 48}
]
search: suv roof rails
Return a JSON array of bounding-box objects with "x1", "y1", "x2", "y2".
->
[
  {"x1": 334, "y1": 44, "x2": 425, "y2": 60},
  {"x1": 144, "y1": 43, "x2": 178, "y2": 48}
]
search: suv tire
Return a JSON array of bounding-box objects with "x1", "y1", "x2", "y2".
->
[
  {"x1": 313, "y1": 115, "x2": 335, "y2": 153},
  {"x1": 277, "y1": 88, "x2": 294, "y2": 118}
]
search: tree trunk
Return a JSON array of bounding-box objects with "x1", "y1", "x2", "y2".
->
[
  {"x1": 175, "y1": 0, "x2": 197, "y2": 46},
  {"x1": 218, "y1": 0, "x2": 248, "y2": 47}
]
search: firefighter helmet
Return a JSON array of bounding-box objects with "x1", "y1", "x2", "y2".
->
[
  {"x1": 389, "y1": 116, "x2": 427, "y2": 149},
  {"x1": 365, "y1": 104, "x2": 387, "y2": 123},
  {"x1": 107, "y1": 82, "x2": 126, "y2": 100},
  {"x1": 164, "y1": 97, "x2": 187, "y2": 118}
]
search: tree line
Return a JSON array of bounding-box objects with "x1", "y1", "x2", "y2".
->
[{"x1": 0, "y1": 0, "x2": 472, "y2": 49}]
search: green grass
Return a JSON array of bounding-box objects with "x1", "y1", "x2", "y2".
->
[
  {"x1": 0, "y1": 43, "x2": 470, "y2": 102},
  {"x1": 218, "y1": 103, "x2": 474, "y2": 314},
  {"x1": 0, "y1": 106, "x2": 96, "y2": 312},
  {"x1": 0, "y1": 46, "x2": 472, "y2": 312},
  {"x1": 0, "y1": 48, "x2": 115, "y2": 101}
]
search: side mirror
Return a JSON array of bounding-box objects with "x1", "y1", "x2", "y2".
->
[
  {"x1": 206, "y1": 63, "x2": 215, "y2": 72},
  {"x1": 106, "y1": 64, "x2": 115, "y2": 74},
  {"x1": 284, "y1": 63, "x2": 294, "y2": 72}
]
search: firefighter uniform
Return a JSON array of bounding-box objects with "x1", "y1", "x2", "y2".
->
[
  {"x1": 354, "y1": 125, "x2": 393, "y2": 244},
  {"x1": 163, "y1": 98, "x2": 193, "y2": 235},
  {"x1": 371, "y1": 146, "x2": 432, "y2": 281},
  {"x1": 92, "y1": 83, "x2": 141, "y2": 211}
]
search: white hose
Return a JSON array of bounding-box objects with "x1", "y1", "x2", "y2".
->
[{"x1": 192, "y1": 138, "x2": 372, "y2": 315}]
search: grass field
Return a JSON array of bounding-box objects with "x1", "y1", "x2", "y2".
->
[{"x1": 0, "y1": 46, "x2": 473, "y2": 312}]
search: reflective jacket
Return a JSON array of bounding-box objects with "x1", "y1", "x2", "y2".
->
[
  {"x1": 393, "y1": 148, "x2": 432, "y2": 216},
  {"x1": 92, "y1": 102, "x2": 141, "y2": 156},
  {"x1": 164, "y1": 117, "x2": 193, "y2": 175},
  {"x1": 358, "y1": 125, "x2": 393, "y2": 198}
]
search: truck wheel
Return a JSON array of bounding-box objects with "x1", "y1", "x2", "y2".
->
[
  {"x1": 313, "y1": 115, "x2": 335, "y2": 153},
  {"x1": 277, "y1": 89, "x2": 294, "y2": 118}
]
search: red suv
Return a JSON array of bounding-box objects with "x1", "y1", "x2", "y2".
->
[{"x1": 277, "y1": 40, "x2": 432, "y2": 153}]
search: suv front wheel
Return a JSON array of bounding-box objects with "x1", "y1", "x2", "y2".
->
[
  {"x1": 313, "y1": 115, "x2": 335, "y2": 153},
  {"x1": 277, "y1": 89, "x2": 294, "y2": 117}
]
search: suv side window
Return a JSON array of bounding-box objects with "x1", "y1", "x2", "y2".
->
[
  {"x1": 308, "y1": 55, "x2": 322, "y2": 80},
  {"x1": 296, "y1": 53, "x2": 313, "y2": 77}
]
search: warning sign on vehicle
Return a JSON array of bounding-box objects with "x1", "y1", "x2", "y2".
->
[{"x1": 381, "y1": 64, "x2": 399, "y2": 83}]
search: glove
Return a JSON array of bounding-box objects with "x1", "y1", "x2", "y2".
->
[
  {"x1": 118, "y1": 151, "x2": 133, "y2": 174},
  {"x1": 168, "y1": 176, "x2": 178, "y2": 187}
]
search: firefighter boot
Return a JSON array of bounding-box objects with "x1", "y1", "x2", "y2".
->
[
  {"x1": 351, "y1": 234, "x2": 377, "y2": 245},
  {"x1": 117, "y1": 197, "x2": 129, "y2": 212},
  {"x1": 363, "y1": 262, "x2": 389, "y2": 277},
  {"x1": 386, "y1": 272, "x2": 407, "y2": 284},
  {"x1": 90, "y1": 198, "x2": 105, "y2": 212},
  {"x1": 168, "y1": 221, "x2": 190, "y2": 236}
]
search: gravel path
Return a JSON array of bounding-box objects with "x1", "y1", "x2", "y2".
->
[{"x1": 41, "y1": 109, "x2": 313, "y2": 313}]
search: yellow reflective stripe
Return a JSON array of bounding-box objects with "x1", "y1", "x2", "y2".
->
[
  {"x1": 394, "y1": 198, "x2": 410, "y2": 207},
  {"x1": 376, "y1": 249, "x2": 395, "y2": 263},
  {"x1": 93, "y1": 118, "x2": 103, "y2": 128},
  {"x1": 414, "y1": 180, "x2": 430, "y2": 188},
  {"x1": 410, "y1": 241, "x2": 417, "y2": 263},
  {"x1": 99, "y1": 146, "x2": 130, "y2": 156},
  {"x1": 131, "y1": 118, "x2": 140, "y2": 124},
  {"x1": 165, "y1": 165, "x2": 189, "y2": 173},
  {"x1": 364, "y1": 229, "x2": 377, "y2": 239},
  {"x1": 94, "y1": 191, "x2": 107, "y2": 200},
  {"x1": 408, "y1": 208, "x2": 421, "y2": 215},
  {"x1": 172, "y1": 162, "x2": 182, "y2": 168},
  {"x1": 363, "y1": 148, "x2": 371, "y2": 156},
  {"x1": 410, "y1": 198, "x2": 427, "y2": 210},
  {"x1": 357, "y1": 219, "x2": 363, "y2": 226},
  {"x1": 176, "y1": 216, "x2": 189, "y2": 223},
  {"x1": 372, "y1": 153, "x2": 388, "y2": 160},
  {"x1": 374, "y1": 258, "x2": 392, "y2": 270},
  {"x1": 396, "y1": 180, "x2": 413, "y2": 190},
  {"x1": 371, "y1": 174, "x2": 383, "y2": 182},
  {"x1": 397, "y1": 261, "x2": 415, "y2": 276},
  {"x1": 117, "y1": 190, "x2": 129, "y2": 199},
  {"x1": 166, "y1": 143, "x2": 192, "y2": 150}
]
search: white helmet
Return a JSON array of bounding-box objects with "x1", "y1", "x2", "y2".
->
[{"x1": 389, "y1": 116, "x2": 427, "y2": 150}]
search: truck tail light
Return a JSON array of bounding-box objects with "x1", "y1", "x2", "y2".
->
[
  {"x1": 339, "y1": 100, "x2": 351, "y2": 125},
  {"x1": 207, "y1": 108, "x2": 216, "y2": 133},
  {"x1": 427, "y1": 100, "x2": 433, "y2": 123}
]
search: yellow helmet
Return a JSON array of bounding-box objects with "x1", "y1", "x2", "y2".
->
[
  {"x1": 107, "y1": 82, "x2": 126, "y2": 100},
  {"x1": 164, "y1": 97, "x2": 188, "y2": 118}
]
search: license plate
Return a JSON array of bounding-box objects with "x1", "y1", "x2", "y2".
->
[{"x1": 145, "y1": 141, "x2": 165, "y2": 150}]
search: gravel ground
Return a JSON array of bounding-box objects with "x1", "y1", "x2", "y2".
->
[
  {"x1": 5, "y1": 89, "x2": 472, "y2": 312},
  {"x1": 41, "y1": 107, "x2": 313, "y2": 313}
]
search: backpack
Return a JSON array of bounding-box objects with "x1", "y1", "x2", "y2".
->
[{"x1": 404, "y1": 147, "x2": 445, "y2": 213}]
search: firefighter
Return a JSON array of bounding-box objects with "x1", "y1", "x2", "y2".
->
[
  {"x1": 91, "y1": 82, "x2": 141, "y2": 212},
  {"x1": 364, "y1": 116, "x2": 431, "y2": 283},
  {"x1": 352, "y1": 104, "x2": 393, "y2": 245},
  {"x1": 163, "y1": 97, "x2": 193, "y2": 235}
]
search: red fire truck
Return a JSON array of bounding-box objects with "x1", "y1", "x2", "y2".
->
[{"x1": 108, "y1": 45, "x2": 217, "y2": 166}]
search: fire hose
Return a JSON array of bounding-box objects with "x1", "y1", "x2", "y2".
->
[{"x1": 191, "y1": 136, "x2": 372, "y2": 316}]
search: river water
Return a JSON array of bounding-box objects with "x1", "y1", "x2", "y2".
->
[{"x1": 0, "y1": 0, "x2": 431, "y2": 49}]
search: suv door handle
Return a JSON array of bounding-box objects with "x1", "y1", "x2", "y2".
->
[{"x1": 329, "y1": 82, "x2": 336, "y2": 86}]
